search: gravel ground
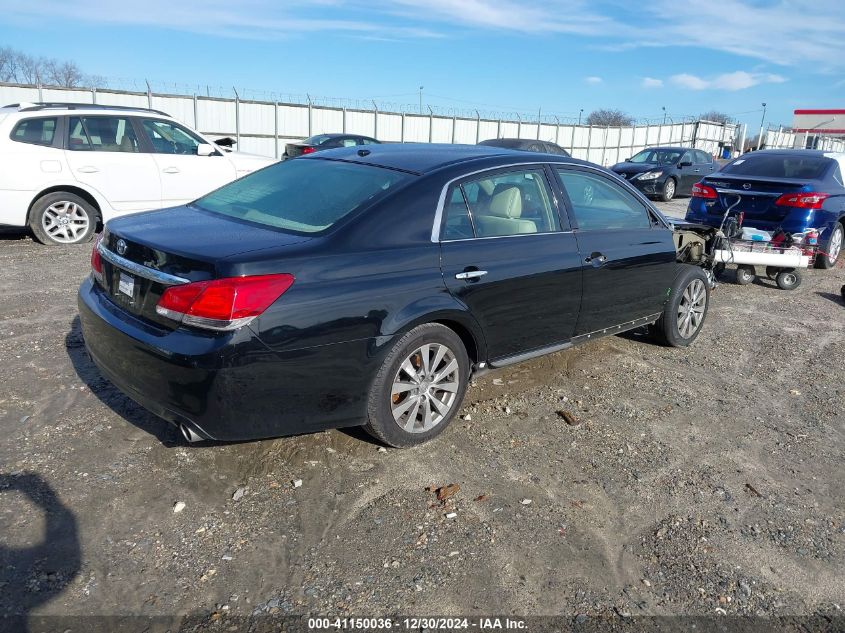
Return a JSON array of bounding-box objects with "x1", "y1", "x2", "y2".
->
[{"x1": 1, "y1": 197, "x2": 844, "y2": 625}]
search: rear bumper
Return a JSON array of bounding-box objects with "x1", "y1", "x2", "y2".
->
[
  {"x1": 78, "y1": 277, "x2": 384, "y2": 441},
  {"x1": 0, "y1": 189, "x2": 35, "y2": 227}
]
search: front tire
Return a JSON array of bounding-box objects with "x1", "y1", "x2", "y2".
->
[
  {"x1": 660, "y1": 178, "x2": 677, "y2": 202},
  {"x1": 29, "y1": 192, "x2": 97, "y2": 245},
  {"x1": 776, "y1": 269, "x2": 801, "y2": 290},
  {"x1": 817, "y1": 222, "x2": 843, "y2": 269},
  {"x1": 652, "y1": 265, "x2": 710, "y2": 347},
  {"x1": 735, "y1": 265, "x2": 756, "y2": 285},
  {"x1": 364, "y1": 324, "x2": 469, "y2": 448}
]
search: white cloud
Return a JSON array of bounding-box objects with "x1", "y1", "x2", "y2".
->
[
  {"x1": 670, "y1": 71, "x2": 786, "y2": 91},
  {"x1": 585, "y1": 76, "x2": 603, "y2": 84},
  {"x1": 641, "y1": 77, "x2": 663, "y2": 88}
]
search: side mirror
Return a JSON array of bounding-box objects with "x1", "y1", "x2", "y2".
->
[
  {"x1": 624, "y1": 157, "x2": 631, "y2": 162},
  {"x1": 197, "y1": 143, "x2": 216, "y2": 157},
  {"x1": 678, "y1": 160, "x2": 692, "y2": 168}
]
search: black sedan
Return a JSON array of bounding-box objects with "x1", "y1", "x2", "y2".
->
[
  {"x1": 611, "y1": 147, "x2": 717, "y2": 202},
  {"x1": 479, "y1": 137, "x2": 570, "y2": 156},
  {"x1": 79, "y1": 144, "x2": 710, "y2": 447},
  {"x1": 284, "y1": 133, "x2": 379, "y2": 158}
]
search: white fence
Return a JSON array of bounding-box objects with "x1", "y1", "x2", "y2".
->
[
  {"x1": 763, "y1": 126, "x2": 845, "y2": 152},
  {"x1": 1, "y1": 82, "x2": 741, "y2": 166}
]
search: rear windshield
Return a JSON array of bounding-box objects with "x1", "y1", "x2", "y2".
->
[
  {"x1": 194, "y1": 159, "x2": 411, "y2": 233},
  {"x1": 722, "y1": 154, "x2": 831, "y2": 179},
  {"x1": 305, "y1": 134, "x2": 333, "y2": 145}
]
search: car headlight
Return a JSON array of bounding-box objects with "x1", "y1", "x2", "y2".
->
[{"x1": 637, "y1": 171, "x2": 663, "y2": 181}]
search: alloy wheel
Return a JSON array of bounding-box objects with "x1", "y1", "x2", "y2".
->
[
  {"x1": 829, "y1": 225, "x2": 843, "y2": 263},
  {"x1": 677, "y1": 278, "x2": 706, "y2": 338},
  {"x1": 664, "y1": 179, "x2": 675, "y2": 199},
  {"x1": 390, "y1": 343, "x2": 460, "y2": 433},
  {"x1": 41, "y1": 201, "x2": 90, "y2": 244}
]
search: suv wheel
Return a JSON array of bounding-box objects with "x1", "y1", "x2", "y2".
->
[
  {"x1": 651, "y1": 265, "x2": 710, "y2": 347},
  {"x1": 817, "y1": 222, "x2": 843, "y2": 269},
  {"x1": 660, "y1": 178, "x2": 676, "y2": 202},
  {"x1": 29, "y1": 192, "x2": 97, "y2": 245},
  {"x1": 364, "y1": 324, "x2": 469, "y2": 448}
]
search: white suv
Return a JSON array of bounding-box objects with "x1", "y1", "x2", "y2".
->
[{"x1": 0, "y1": 103, "x2": 276, "y2": 245}]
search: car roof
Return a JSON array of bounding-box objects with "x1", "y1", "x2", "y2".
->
[
  {"x1": 3, "y1": 102, "x2": 172, "y2": 118},
  {"x1": 304, "y1": 142, "x2": 589, "y2": 175},
  {"x1": 747, "y1": 148, "x2": 829, "y2": 157}
]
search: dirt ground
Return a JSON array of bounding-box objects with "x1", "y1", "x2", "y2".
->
[{"x1": 1, "y1": 198, "x2": 844, "y2": 625}]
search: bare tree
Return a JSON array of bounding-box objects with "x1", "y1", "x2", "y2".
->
[
  {"x1": 44, "y1": 59, "x2": 84, "y2": 87},
  {"x1": 699, "y1": 110, "x2": 733, "y2": 124},
  {"x1": 0, "y1": 46, "x2": 95, "y2": 87},
  {"x1": 585, "y1": 109, "x2": 634, "y2": 126}
]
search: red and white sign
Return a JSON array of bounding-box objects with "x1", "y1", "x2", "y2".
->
[{"x1": 792, "y1": 109, "x2": 845, "y2": 136}]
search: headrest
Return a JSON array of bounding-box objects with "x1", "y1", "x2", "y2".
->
[{"x1": 488, "y1": 186, "x2": 522, "y2": 218}]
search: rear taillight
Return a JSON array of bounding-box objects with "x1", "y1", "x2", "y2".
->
[
  {"x1": 300, "y1": 146, "x2": 316, "y2": 155},
  {"x1": 156, "y1": 274, "x2": 294, "y2": 331},
  {"x1": 691, "y1": 183, "x2": 717, "y2": 199},
  {"x1": 91, "y1": 235, "x2": 103, "y2": 283},
  {"x1": 775, "y1": 192, "x2": 829, "y2": 209}
]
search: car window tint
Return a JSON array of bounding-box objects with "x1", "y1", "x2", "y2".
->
[
  {"x1": 696, "y1": 150, "x2": 711, "y2": 163},
  {"x1": 12, "y1": 117, "x2": 57, "y2": 146},
  {"x1": 460, "y1": 169, "x2": 558, "y2": 238},
  {"x1": 556, "y1": 169, "x2": 651, "y2": 231},
  {"x1": 195, "y1": 159, "x2": 410, "y2": 233},
  {"x1": 67, "y1": 116, "x2": 139, "y2": 152},
  {"x1": 360, "y1": 138, "x2": 377, "y2": 145},
  {"x1": 340, "y1": 138, "x2": 357, "y2": 147},
  {"x1": 442, "y1": 188, "x2": 474, "y2": 240},
  {"x1": 141, "y1": 119, "x2": 203, "y2": 155},
  {"x1": 722, "y1": 154, "x2": 830, "y2": 179},
  {"x1": 680, "y1": 151, "x2": 693, "y2": 164}
]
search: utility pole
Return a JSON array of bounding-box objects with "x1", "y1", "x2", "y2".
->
[
  {"x1": 662, "y1": 106, "x2": 667, "y2": 124},
  {"x1": 578, "y1": 108, "x2": 583, "y2": 125},
  {"x1": 756, "y1": 102, "x2": 767, "y2": 150},
  {"x1": 419, "y1": 86, "x2": 424, "y2": 115}
]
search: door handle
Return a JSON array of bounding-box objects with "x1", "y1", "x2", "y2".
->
[
  {"x1": 162, "y1": 167, "x2": 181, "y2": 174},
  {"x1": 694, "y1": 168, "x2": 701, "y2": 172},
  {"x1": 584, "y1": 252, "x2": 608, "y2": 265},
  {"x1": 455, "y1": 270, "x2": 488, "y2": 280},
  {"x1": 76, "y1": 166, "x2": 99, "y2": 173}
]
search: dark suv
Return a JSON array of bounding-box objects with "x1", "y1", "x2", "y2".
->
[
  {"x1": 79, "y1": 144, "x2": 710, "y2": 447},
  {"x1": 611, "y1": 147, "x2": 717, "y2": 202}
]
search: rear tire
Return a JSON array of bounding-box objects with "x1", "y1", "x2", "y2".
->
[
  {"x1": 29, "y1": 192, "x2": 98, "y2": 246},
  {"x1": 735, "y1": 265, "x2": 756, "y2": 285},
  {"x1": 776, "y1": 269, "x2": 801, "y2": 290},
  {"x1": 651, "y1": 265, "x2": 710, "y2": 347},
  {"x1": 660, "y1": 178, "x2": 677, "y2": 202},
  {"x1": 364, "y1": 324, "x2": 469, "y2": 448},
  {"x1": 816, "y1": 222, "x2": 843, "y2": 269}
]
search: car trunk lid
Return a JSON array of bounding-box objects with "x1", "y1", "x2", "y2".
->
[
  {"x1": 97, "y1": 206, "x2": 310, "y2": 328},
  {"x1": 703, "y1": 176, "x2": 812, "y2": 225}
]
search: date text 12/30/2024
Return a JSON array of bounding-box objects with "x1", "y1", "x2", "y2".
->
[{"x1": 308, "y1": 618, "x2": 528, "y2": 630}]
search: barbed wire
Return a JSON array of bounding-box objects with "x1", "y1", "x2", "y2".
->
[{"x1": 5, "y1": 76, "x2": 785, "y2": 129}]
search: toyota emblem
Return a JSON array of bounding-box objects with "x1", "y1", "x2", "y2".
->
[
  {"x1": 742, "y1": 183, "x2": 752, "y2": 190},
  {"x1": 116, "y1": 239, "x2": 127, "y2": 255}
]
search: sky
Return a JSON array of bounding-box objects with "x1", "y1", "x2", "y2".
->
[{"x1": 1, "y1": 0, "x2": 844, "y2": 130}]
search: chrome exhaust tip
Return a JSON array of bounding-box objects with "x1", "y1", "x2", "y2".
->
[{"x1": 180, "y1": 423, "x2": 204, "y2": 443}]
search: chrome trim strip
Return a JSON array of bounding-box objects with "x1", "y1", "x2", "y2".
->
[
  {"x1": 97, "y1": 242, "x2": 190, "y2": 286},
  {"x1": 489, "y1": 341, "x2": 573, "y2": 368},
  {"x1": 430, "y1": 160, "x2": 669, "y2": 242},
  {"x1": 715, "y1": 188, "x2": 780, "y2": 197},
  {"x1": 571, "y1": 313, "x2": 662, "y2": 343}
]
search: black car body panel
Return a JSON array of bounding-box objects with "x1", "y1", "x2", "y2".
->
[
  {"x1": 612, "y1": 146, "x2": 717, "y2": 197},
  {"x1": 79, "y1": 144, "x2": 684, "y2": 442}
]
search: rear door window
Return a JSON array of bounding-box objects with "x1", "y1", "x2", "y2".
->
[
  {"x1": 11, "y1": 117, "x2": 57, "y2": 146},
  {"x1": 556, "y1": 169, "x2": 651, "y2": 231},
  {"x1": 67, "y1": 116, "x2": 139, "y2": 152}
]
